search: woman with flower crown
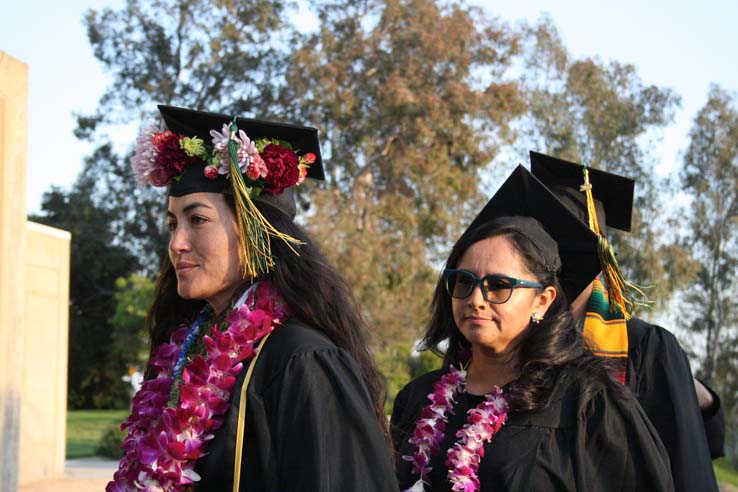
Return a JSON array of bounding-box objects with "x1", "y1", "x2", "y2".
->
[
  {"x1": 107, "y1": 106, "x2": 397, "y2": 492},
  {"x1": 391, "y1": 166, "x2": 674, "y2": 492}
]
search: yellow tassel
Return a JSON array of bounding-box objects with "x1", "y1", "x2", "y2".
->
[
  {"x1": 580, "y1": 168, "x2": 600, "y2": 236},
  {"x1": 580, "y1": 165, "x2": 648, "y2": 319},
  {"x1": 226, "y1": 129, "x2": 302, "y2": 279}
]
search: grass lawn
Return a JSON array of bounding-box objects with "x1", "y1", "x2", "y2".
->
[
  {"x1": 66, "y1": 409, "x2": 128, "y2": 458},
  {"x1": 716, "y1": 457, "x2": 738, "y2": 488},
  {"x1": 67, "y1": 408, "x2": 738, "y2": 486}
]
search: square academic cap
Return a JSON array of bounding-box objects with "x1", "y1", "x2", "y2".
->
[
  {"x1": 159, "y1": 104, "x2": 325, "y2": 181},
  {"x1": 529, "y1": 151, "x2": 634, "y2": 232},
  {"x1": 469, "y1": 165, "x2": 602, "y2": 303},
  {"x1": 148, "y1": 105, "x2": 325, "y2": 209}
]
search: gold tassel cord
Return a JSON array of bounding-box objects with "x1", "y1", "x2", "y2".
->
[
  {"x1": 596, "y1": 236, "x2": 651, "y2": 320},
  {"x1": 580, "y1": 168, "x2": 601, "y2": 236},
  {"x1": 580, "y1": 165, "x2": 648, "y2": 320},
  {"x1": 227, "y1": 129, "x2": 303, "y2": 280}
]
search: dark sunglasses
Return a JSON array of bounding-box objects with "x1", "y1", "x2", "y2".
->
[{"x1": 443, "y1": 269, "x2": 543, "y2": 304}]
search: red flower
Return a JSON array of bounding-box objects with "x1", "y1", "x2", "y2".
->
[
  {"x1": 152, "y1": 131, "x2": 199, "y2": 180},
  {"x1": 148, "y1": 166, "x2": 175, "y2": 187},
  {"x1": 302, "y1": 152, "x2": 316, "y2": 164},
  {"x1": 260, "y1": 143, "x2": 300, "y2": 195},
  {"x1": 203, "y1": 165, "x2": 219, "y2": 180}
]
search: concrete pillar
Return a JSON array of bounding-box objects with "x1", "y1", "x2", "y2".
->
[
  {"x1": 0, "y1": 50, "x2": 28, "y2": 492},
  {"x1": 19, "y1": 222, "x2": 71, "y2": 484}
]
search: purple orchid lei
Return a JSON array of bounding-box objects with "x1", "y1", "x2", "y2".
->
[
  {"x1": 106, "y1": 281, "x2": 290, "y2": 492},
  {"x1": 402, "y1": 365, "x2": 510, "y2": 492}
]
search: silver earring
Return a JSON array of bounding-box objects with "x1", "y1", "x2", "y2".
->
[{"x1": 531, "y1": 312, "x2": 543, "y2": 324}]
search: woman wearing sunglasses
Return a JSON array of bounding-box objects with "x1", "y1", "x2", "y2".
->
[{"x1": 390, "y1": 167, "x2": 674, "y2": 492}]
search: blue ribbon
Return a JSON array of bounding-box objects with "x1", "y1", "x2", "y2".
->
[{"x1": 172, "y1": 306, "x2": 213, "y2": 380}]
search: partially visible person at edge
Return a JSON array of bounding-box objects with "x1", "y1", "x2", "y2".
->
[
  {"x1": 106, "y1": 106, "x2": 398, "y2": 492},
  {"x1": 531, "y1": 151, "x2": 724, "y2": 492},
  {"x1": 391, "y1": 166, "x2": 674, "y2": 492}
]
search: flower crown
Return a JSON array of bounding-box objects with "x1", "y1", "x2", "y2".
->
[
  {"x1": 132, "y1": 121, "x2": 316, "y2": 196},
  {"x1": 132, "y1": 117, "x2": 317, "y2": 279}
]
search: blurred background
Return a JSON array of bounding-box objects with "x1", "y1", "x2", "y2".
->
[{"x1": 2, "y1": 0, "x2": 736, "y2": 488}]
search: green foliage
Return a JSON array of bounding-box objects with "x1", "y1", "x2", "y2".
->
[
  {"x1": 519, "y1": 16, "x2": 680, "y2": 179},
  {"x1": 376, "y1": 342, "x2": 442, "y2": 414},
  {"x1": 83, "y1": 0, "x2": 291, "y2": 120},
  {"x1": 288, "y1": 0, "x2": 525, "y2": 346},
  {"x1": 727, "y1": 418, "x2": 738, "y2": 471},
  {"x1": 111, "y1": 274, "x2": 156, "y2": 370},
  {"x1": 679, "y1": 85, "x2": 738, "y2": 380},
  {"x1": 31, "y1": 171, "x2": 140, "y2": 409},
  {"x1": 677, "y1": 85, "x2": 738, "y2": 464},
  {"x1": 516, "y1": 15, "x2": 686, "y2": 307},
  {"x1": 66, "y1": 409, "x2": 128, "y2": 458},
  {"x1": 714, "y1": 458, "x2": 738, "y2": 487},
  {"x1": 97, "y1": 423, "x2": 127, "y2": 459},
  {"x1": 78, "y1": 143, "x2": 169, "y2": 276}
]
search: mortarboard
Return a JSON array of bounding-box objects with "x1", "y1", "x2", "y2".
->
[
  {"x1": 131, "y1": 105, "x2": 325, "y2": 279},
  {"x1": 159, "y1": 105, "x2": 325, "y2": 184},
  {"x1": 528, "y1": 151, "x2": 646, "y2": 318},
  {"x1": 529, "y1": 151, "x2": 634, "y2": 232},
  {"x1": 468, "y1": 165, "x2": 602, "y2": 303},
  {"x1": 156, "y1": 105, "x2": 324, "y2": 220}
]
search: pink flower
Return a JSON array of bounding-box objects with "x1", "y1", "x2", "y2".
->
[
  {"x1": 247, "y1": 153, "x2": 268, "y2": 180},
  {"x1": 401, "y1": 366, "x2": 509, "y2": 492},
  {"x1": 236, "y1": 130, "x2": 258, "y2": 172},
  {"x1": 107, "y1": 281, "x2": 290, "y2": 492},
  {"x1": 209, "y1": 124, "x2": 232, "y2": 154},
  {"x1": 131, "y1": 125, "x2": 160, "y2": 186},
  {"x1": 296, "y1": 165, "x2": 308, "y2": 185},
  {"x1": 209, "y1": 124, "x2": 264, "y2": 180}
]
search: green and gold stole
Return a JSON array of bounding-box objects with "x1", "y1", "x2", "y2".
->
[{"x1": 581, "y1": 277, "x2": 628, "y2": 384}]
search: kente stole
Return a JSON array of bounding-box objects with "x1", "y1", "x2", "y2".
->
[{"x1": 582, "y1": 277, "x2": 628, "y2": 384}]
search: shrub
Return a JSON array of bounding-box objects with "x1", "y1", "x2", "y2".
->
[{"x1": 96, "y1": 423, "x2": 126, "y2": 459}]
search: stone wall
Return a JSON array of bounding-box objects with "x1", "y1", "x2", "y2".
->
[
  {"x1": 0, "y1": 49, "x2": 29, "y2": 492},
  {"x1": 19, "y1": 222, "x2": 71, "y2": 485},
  {"x1": 0, "y1": 50, "x2": 72, "y2": 489}
]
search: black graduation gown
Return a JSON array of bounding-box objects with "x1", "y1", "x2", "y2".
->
[
  {"x1": 700, "y1": 381, "x2": 725, "y2": 459},
  {"x1": 196, "y1": 318, "x2": 398, "y2": 492},
  {"x1": 626, "y1": 318, "x2": 721, "y2": 492},
  {"x1": 391, "y1": 367, "x2": 674, "y2": 492}
]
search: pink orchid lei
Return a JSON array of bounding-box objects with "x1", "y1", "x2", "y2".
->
[
  {"x1": 402, "y1": 366, "x2": 510, "y2": 492},
  {"x1": 106, "y1": 281, "x2": 290, "y2": 492}
]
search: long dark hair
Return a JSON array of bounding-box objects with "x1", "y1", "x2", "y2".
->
[
  {"x1": 145, "y1": 196, "x2": 389, "y2": 437},
  {"x1": 420, "y1": 216, "x2": 624, "y2": 412}
]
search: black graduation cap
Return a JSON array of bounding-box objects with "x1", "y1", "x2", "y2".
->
[
  {"x1": 468, "y1": 165, "x2": 602, "y2": 303},
  {"x1": 529, "y1": 151, "x2": 634, "y2": 232},
  {"x1": 158, "y1": 105, "x2": 324, "y2": 200}
]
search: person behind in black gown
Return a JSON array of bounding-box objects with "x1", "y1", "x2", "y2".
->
[
  {"x1": 107, "y1": 106, "x2": 397, "y2": 492},
  {"x1": 391, "y1": 166, "x2": 674, "y2": 492},
  {"x1": 530, "y1": 151, "x2": 723, "y2": 492}
]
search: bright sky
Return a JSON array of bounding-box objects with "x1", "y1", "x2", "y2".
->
[{"x1": 2, "y1": 0, "x2": 737, "y2": 214}]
